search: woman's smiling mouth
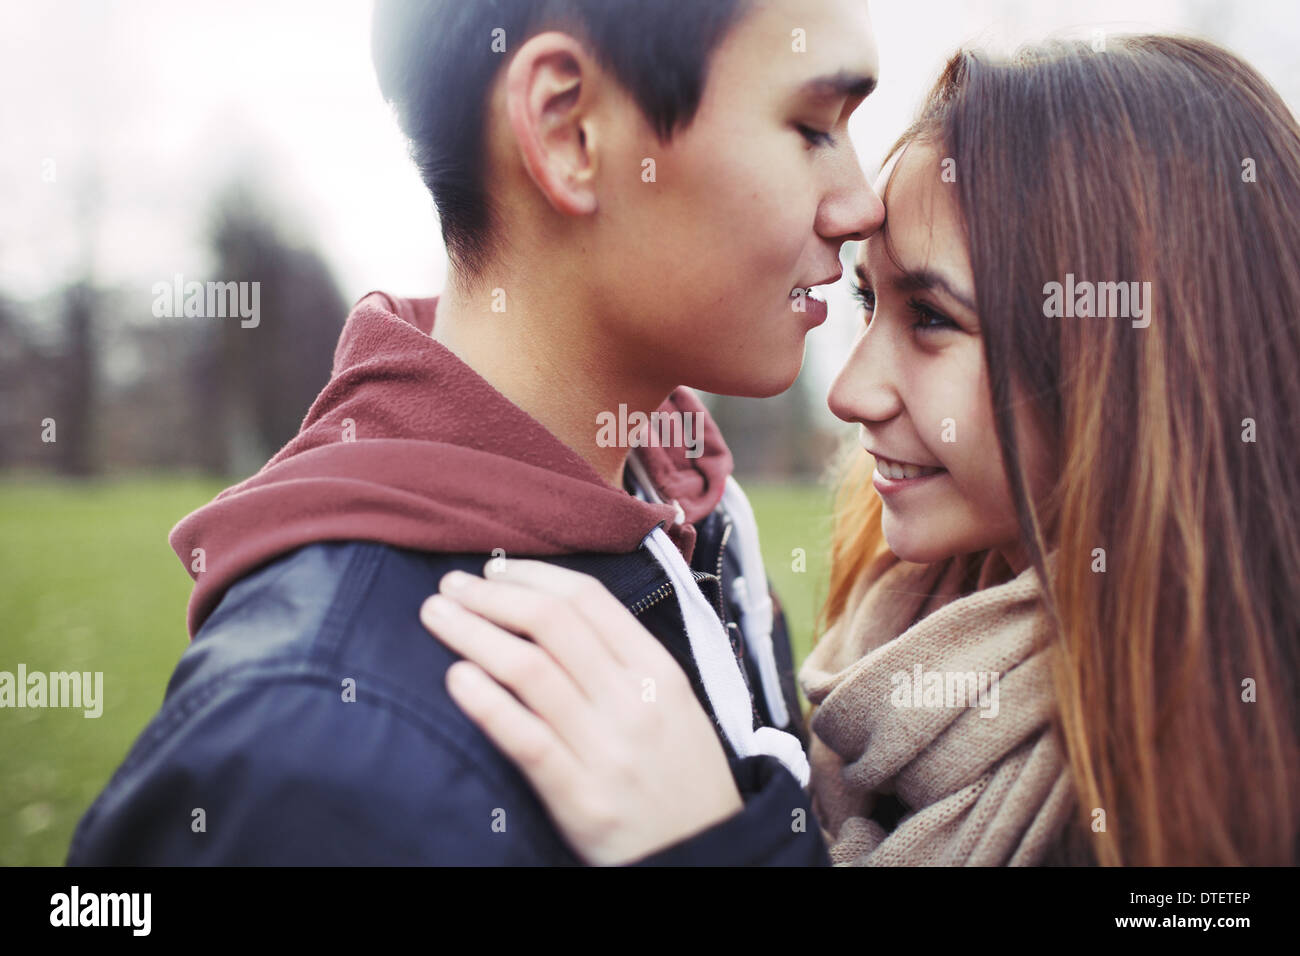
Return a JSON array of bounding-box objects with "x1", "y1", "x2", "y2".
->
[{"x1": 867, "y1": 449, "x2": 948, "y2": 494}]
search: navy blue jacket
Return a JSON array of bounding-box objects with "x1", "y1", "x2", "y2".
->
[{"x1": 67, "y1": 505, "x2": 831, "y2": 866}]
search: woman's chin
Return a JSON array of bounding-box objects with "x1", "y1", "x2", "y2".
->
[{"x1": 881, "y1": 518, "x2": 962, "y2": 566}]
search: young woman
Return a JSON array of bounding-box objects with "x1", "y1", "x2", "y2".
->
[{"x1": 420, "y1": 34, "x2": 1300, "y2": 866}]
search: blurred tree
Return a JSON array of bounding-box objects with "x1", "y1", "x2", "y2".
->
[
  {"x1": 197, "y1": 178, "x2": 346, "y2": 477},
  {"x1": 54, "y1": 281, "x2": 98, "y2": 476},
  {"x1": 702, "y1": 368, "x2": 838, "y2": 482},
  {"x1": 0, "y1": 297, "x2": 40, "y2": 471}
]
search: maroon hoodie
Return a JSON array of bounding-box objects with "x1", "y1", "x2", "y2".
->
[{"x1": 170, "y1": 291, "x2": 735, "y2": 639}]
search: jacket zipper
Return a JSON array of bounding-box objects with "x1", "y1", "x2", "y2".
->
[
  {"x1": 714, "y1": 517, "x2": 733, "y2": 623},
  {"x1": 630, "y1": 569, "x2": 718, "y2": 616},
  {"x1": 630, "y1": 581, "x2": 674, "y2": 616}
]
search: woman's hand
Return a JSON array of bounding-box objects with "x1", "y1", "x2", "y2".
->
[{"x1": 419, "y1": 558, "x2": 744, "y2": 866}]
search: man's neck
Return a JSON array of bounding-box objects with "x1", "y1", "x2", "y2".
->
[{"x1": 431, "y1": 279, "x2": 669, "y2": 491}]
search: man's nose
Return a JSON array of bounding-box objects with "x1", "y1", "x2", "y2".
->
[{"x1": 818, "y1": 149, "x2": 885, "y2": 244}]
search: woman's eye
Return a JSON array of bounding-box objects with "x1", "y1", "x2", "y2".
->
[
  {"x1": 850, "y1": 283, "x2": 876, "y2": 315},
  {"x1": 909, "y1": 300, "x2": 959, "y2": 333},
  {"x1": 797, "y1": 124, "x2": 836, "y2": 148}
]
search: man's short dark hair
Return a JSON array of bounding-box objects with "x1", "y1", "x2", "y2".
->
[{"x1": 372, "y1": 0, "x2": 752, "y2": 281}]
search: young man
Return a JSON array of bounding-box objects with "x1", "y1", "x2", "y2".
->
[{"x1": 67, "y1": 0, "x2": 882, "y2": 865}]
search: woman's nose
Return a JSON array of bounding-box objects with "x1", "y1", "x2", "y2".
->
[{"x1": 826, "y1": 321, "x2": 903, "y2": 426}]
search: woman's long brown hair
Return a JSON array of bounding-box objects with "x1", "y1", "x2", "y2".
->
[{"x1": 821, "y1": 35, "x2": 1300, "y2": 865}]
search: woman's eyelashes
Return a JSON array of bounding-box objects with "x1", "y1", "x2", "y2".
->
[
  {"x1": 907, "y1": 299, "x2": 960, "y2": 333},
  {"x1": 850, "y1": 282, "x2": 960, "y2": 334},
  {"x1": 850, "y1": 281, "x2": 876, "y2": 316},
  {"x1": 796, "y1": 123, "x2": 836, "y2": 148}
]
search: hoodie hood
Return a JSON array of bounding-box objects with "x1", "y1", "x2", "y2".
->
[{"x1": 170, "y1": 291, "x2": 734, "y2": 639}]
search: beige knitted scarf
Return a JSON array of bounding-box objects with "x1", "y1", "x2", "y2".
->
[{"x1": 798, "y1": 551, "x2": 1078, "y2": 865}]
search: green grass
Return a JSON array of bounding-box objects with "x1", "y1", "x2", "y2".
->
[
  {"x1": 0, "y1": 476, "x2": 225, "y2": 865},
  {"x1": 742, "y1": 483, "x2": 835, "y2": 687},
  {"x1": 0, "y1": 476, "x2": 834, "y2": 865}
]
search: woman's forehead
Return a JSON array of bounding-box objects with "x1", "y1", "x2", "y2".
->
[{"x1": 859, "y1": 141, "x2": 970, "y2": 281}]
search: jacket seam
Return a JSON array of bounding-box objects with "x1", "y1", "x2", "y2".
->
[{"x1": 310, "y1": 542, "x2": 386, "y2": 663}]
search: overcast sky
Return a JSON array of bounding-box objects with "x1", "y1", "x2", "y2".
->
[{"x1": 4, "y1": 0, "x2": 1297, "y2": 405}]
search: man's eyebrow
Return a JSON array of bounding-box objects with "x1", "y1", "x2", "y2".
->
[
  {"x1": 855, "y1": 262, "x2": 977, "y2": 313},
  {"x1": 799, "y1": 69, "x2": 878, "y2": 101}
]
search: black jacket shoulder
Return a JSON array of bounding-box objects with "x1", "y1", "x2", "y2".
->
[{"x1": 68, "y1": 538, "x2": 827, "y2": 866}]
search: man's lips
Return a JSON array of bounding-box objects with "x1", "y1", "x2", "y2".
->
[
  {"x1": 796, "y1": 267, "x2": 844, "y2": 290},
  {"x1": 790, "y1": 265, "x2": 843, "y2": 300},
  {"x1": 789, "y1": 287, "x2": 828, "y2": 324},
  {"x1": 787, "y1": 265, "x2": 842, "y2": 328}
]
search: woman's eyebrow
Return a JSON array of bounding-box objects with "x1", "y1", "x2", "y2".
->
[{"x1": 855, "y1": 261, "x2": 977, "y2": 313}]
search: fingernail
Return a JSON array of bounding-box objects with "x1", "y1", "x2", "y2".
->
[
  {"x1": 422, "y1": 595, "x2": 450, "y2": 621},
  {"x1": 447, "y1": 661, "x2": 478, "y2": 691},
  {"x1": 441, "y1": 571, "x2": 472, "y2": 594}
]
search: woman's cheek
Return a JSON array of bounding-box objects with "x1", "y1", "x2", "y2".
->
[
  {"x1": 925, "y1": 367, "x2": 1019, "y2": 545},
  {"x1": 916, "y1": 371, "x2": 971, "y2": 471},
  {"x1": 949, "y1": 433, "x2": 1022, "y2": 550}
]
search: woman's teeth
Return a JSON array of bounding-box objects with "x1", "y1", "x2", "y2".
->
[{"x1": 874, "y1": 455, "x2": 943, "y2": 480}]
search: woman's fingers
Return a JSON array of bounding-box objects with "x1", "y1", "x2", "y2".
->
[
  {"x1": 436, "y1": 568, "x2": 639, "y2": 696},
  {"x1": 481, "y1": 558, "x2": 681, "y2": 674},
  {"x1": 423, "y1": 563, "x2": 749, "y2": 865},
  {"x1": 421, "y1": 593, "x2": 604, "y2": 753},
  {"x1": 444, "y1": 659, "x2": 585, "y2": 809}
]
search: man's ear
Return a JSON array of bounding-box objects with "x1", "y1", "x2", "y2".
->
[{"x1": 504, "y1": 32, "x2": 600, "y2": 217}]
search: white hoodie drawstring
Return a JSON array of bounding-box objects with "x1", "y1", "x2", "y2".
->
[
  {"x1": 626, "y1": 452, "x2": 809, "y2": 785},
  {"x1": 642, "y1": 528, "x2": 810, "y2": 786},
  {"x1": 720, "y1": 475, "x2": 792, "y2": 729}
]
